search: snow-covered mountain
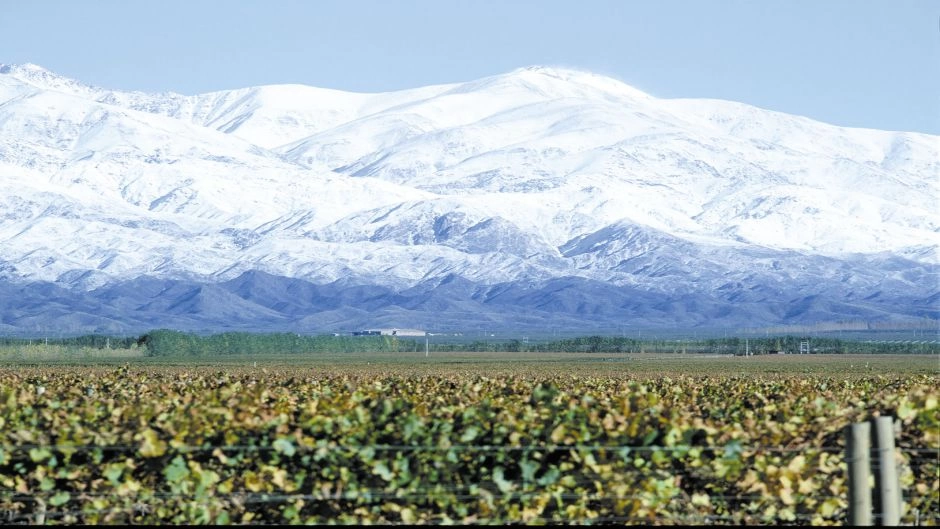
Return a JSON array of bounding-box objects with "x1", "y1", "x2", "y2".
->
[{"x1": 0, "y1": 63, "x2": 936, "y2": 334}]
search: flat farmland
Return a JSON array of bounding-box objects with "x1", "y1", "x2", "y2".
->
[
  {"x1": 10, "y1": 350, "x2": 936, "y2": 375},
  {"x1": 0, "y1": 353, "x2": 936, "y2": 524}
]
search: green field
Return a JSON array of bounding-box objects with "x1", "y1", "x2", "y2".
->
[
  {"x1": 3, "y1": 344, "x2": 937, "y2": 376},
  {"x1": 0, "y1": 351, "x2": 937, "y2": 525}
]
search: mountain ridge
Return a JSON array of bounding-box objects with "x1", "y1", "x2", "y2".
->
[{"x1": 0, "y1": 63, "x2": 936, "y2": 333}]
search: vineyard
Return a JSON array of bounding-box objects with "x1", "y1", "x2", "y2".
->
[{"x1": 0, "y1": 358, "x2": 937, "y2": 525}]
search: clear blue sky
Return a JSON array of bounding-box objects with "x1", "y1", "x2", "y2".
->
[{"x1": 3, "y1": 0, "x2": 938, "y2": 134}]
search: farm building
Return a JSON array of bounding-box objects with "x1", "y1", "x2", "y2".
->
[{"x1": 353, "y1": 328, "x2": 426, "y2": 337}]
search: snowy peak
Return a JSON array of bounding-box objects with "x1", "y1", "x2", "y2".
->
[
  {"x1": 1, "y1": 62, "x2": 60, "y2": 81},
  {"x1": 0, "y1": 62, "x2": 98, "y2": 95},
  {"x1": 509, "y1": 65, "x2": 653, "y2": 99},
  {"x1": 435, "y1": 65, "x2": 652, "y2": 121},
  {"x1": 0, "y1": 63, "x2": 936, "y2": 332}
]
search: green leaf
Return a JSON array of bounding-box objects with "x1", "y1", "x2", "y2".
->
[
  {"x1": 723, "y1": 440, "x2": 743, "y2": 460},
  {"x1": 373, "y1": 462, "x2": 393, "y2": 481},
  {"x1": 164, "y1": 455, "x2": 189, "y2": 483},
  {"x1": 520, "y1": 459, "x2": 538, "y2": 483},
  {"x1": 49, "y1": 491, "x2": 70, "y2": 507},
  {"x1": 493, "y1": 466, "x2": 513, "y2": 493},
  {"x1": 104, "y1": 464, "x2": 124, "y2": 485},
  {"x1": 29, "y1": 447, "x2": 52, "y2": 462},
  {"x1": 283, "y1": 505, "x2": 299, "y2": 521},
  {"x1": 358, "y1": 446, "x2": 376, "y2": 462},
  {"x1": 460, "y1": 426, "x2": 480, "y2": 443},
  {"x1": 537, "y1": 467, "x2": 560, "y2": 487},
  {"x1": 272, "y1": 438, "x2": 296, "y2": 457},
  {"x1": 651, "y1": 449, "x2": 668, "y2": 465},
  {"x1": 39, "y1": 477, "x2": 56, "y2": 491}
]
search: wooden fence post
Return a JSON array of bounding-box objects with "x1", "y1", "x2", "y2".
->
[
  {"x1": 871, "y1": 415, "x2": 901, "y2": 526},
  {"x1": 845, "y1": 421, "x2": 872, "y2": 525}
]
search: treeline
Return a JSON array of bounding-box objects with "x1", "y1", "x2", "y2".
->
[
  {"x1": 139, "y1": 330, "x2": 416, "y2": 357},
  {"x1": 0, "y1": 335, "x2": 138, "y2": 349},
  {"x1": 431, "y1": 335, "x2": 940, "y2": 355},
  {"x1": 430, "y1": 336, "x2": 647, "y2": 353},
  {"x1": 1, "y1": 331, "x2": 936, "y2": 356},
  {"x1": 698, "y1": 336, "x2": 940, "y2": 355}
]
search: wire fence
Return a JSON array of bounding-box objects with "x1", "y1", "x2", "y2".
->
[
  {"x1": 2, "y1": 505, "x2": 938, "y2": 527},
  {"x1": 0, "y1": 442, "x2": 875, "y2": 453},
  {"x1": 8, "y1": 442, "x2": 936, "y2": 453},
  {"x1": 5, "y1": 509, "x2": 922, "y2": 527},
  {"x1": 0, "y1": 441, "x2": 936, "y2": 525}
]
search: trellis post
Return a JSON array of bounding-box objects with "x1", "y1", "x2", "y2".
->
[
  {"x1": 845, "y1": 421, "x2": 872, "y2": 525},
  {"x1": 871, "y1": 416, "x2": 901, "y2": 526},
  {"x1": 845, "y1": 416, "x2": 902, "y2": 526}
]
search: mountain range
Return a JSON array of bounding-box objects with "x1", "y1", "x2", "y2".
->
[{"x1": 0, "y1": 63, "x2": 937, "y2": 335}]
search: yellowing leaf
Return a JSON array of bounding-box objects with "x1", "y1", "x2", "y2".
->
[
  {"x1": 798, "y1": 477, "x2": 814, "y2": 494},
  {"x1": 138, "y1": 428, "x2": 167, "y2": 458},
  {"x1": 787, "y1": 455, "x2": 806, "y2": 473},
  {"x1": 924, "y1": 396, "x2": 937, "y2": 411},
  {"x1": 897, "y1": 399, "x2": 917, "y2": 420},
  {"x1": 691, "y1": 492, "x2": 711, "y2": 507},
  {"x1": 244, "y1": 471, "x2": 264, "y2": 493},
  {"x1": 819, "y1": 497, "x2": 841, "y2": 517},
  {"x1": 271, "y1": 468, "x2": 288, "y2": 490},
  {"x1": 780, "y1": 486, "x2": 795, "y2": 506},
  {"x1": 550, "y1": 424, "x2": 567, "y2": 443}
]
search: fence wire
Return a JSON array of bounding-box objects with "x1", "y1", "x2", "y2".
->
[
  {"x1": 7, "y1": 505, "x2": 937, "y2": 527},
  {"x1": 7, "y1": 442, "x2": 930, "y2": 453},
  {"x1": 0, "y1": 441, "x2": 935, "y2": 525}
]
